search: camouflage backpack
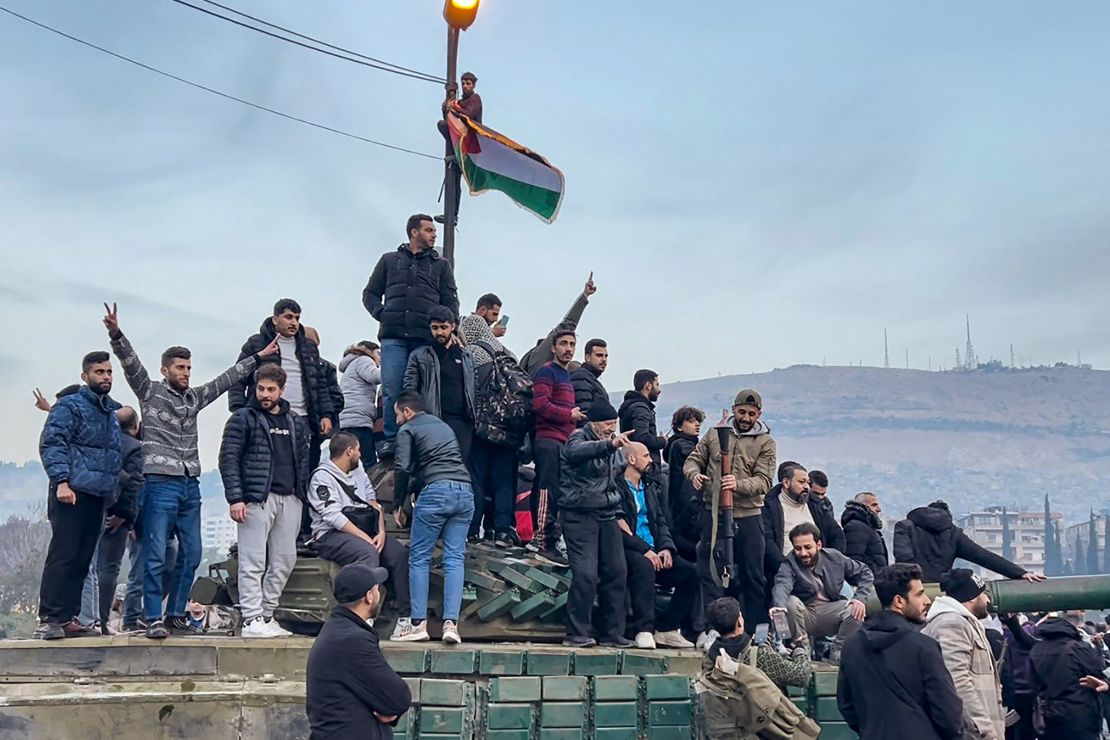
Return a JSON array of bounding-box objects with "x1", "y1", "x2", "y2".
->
[
  {"x1": 472, "y1": 341, "x2": 534, "y2": 447},
  {"x1": 696, "y1": 647, "x2": 820, "y2": 740}
]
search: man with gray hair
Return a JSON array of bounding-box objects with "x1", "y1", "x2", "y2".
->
[{"x1": 841, "y1": 492, "x2": 888, "y2": 576}]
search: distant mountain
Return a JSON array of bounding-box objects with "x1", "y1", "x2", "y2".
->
[{"x1": 3, "y1": 364, "x2": 1107, "y2": 523}]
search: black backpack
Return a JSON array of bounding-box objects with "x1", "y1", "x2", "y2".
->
[{"x1": 472, "y1": 341, "x2": 534, "y2": 447}]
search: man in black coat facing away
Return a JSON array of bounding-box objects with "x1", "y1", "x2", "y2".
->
[
  {"x1": 1030, "y1": 615, "x2": 1110, "y2": 740},
  {"x1": 306, "y1": 563, "x2": 412, "y2": 740},
  {"x1": 841, "y1": 491, "x2": 889, "y2": 577},
  {"x1": 894, "y1": 501, "x2": 1044, "y2": 583},
  {"x1": 837, "y1": 563, "x2": 964, "y2": 740}
]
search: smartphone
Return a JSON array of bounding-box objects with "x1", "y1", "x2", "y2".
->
[
  {"x1": 497, "y1": 315, "x2": 509, "y2": 327},
  {"x1": 754, "y1": 623, "x2": 770, "y2": 645},
  {"x1": 771, "y1": 610, "x2": 792, "y2": 640}
]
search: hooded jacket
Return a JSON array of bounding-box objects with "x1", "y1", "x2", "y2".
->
[
  {"x1": 894, "y1": 505, "x2": 1027, "y2": 582},
  {"x1": 306, "y1": 606, "x2": 412, "y2": 740},
  {"x1": 307, "y1": 458, "x2": 378, "y2": 541},
  {"x1": 763, "y1": 485, "x2": 846, "y2": 574},
  {"x1": 616, "y1": 471, "x2": 676, "y2": 554},
  {"x1": 1029, "y1": 617, "x2": 1106, "y2": 738},
  {"x1": 570, "y1": 362, "x2": 607, "y2": 425},
  {"x1": 837, "y1": 610, "x2": 965, "y2": 740},
  {"x1": 362, "y1": 243, "x2": 460, "y2": 342},
  {"x1": 841, "y1": 500, "x2": 889, "y2": 576},
  {"x1": 338, "y1": 349, "x2": 381, "y2": 430},
  {"x1": 229, "y1": 318, "x2": 336, "y2": 431},
  {"x1": 39, "y1": 385, "x2": 123, "y2": 498},
  {"x1": 558, "y1": 423, "x2": 624, "y2": 517},
  {"x1": 218, "y1": 397, "x2": 311, "y2": 505},
  {"x1": 665, "y1": 431, "x2": 701, "y2": 561},
  {"x1": 772, "y1": 548, "x2": 874, "y2": 609},
  {"x1": 402, "y1": 343, "x2": 476, "y2": 420},
  {"x1": 682, "y1": 420, "x2": 776, "y2": 518},
  {"x1": 921, "y1": 596, "x2": 1004, "y2": 740},
  {"x1": 618, "y1": 391, "x2": 666, "y2": 465}
]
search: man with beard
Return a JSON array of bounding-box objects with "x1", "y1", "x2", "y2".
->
[
  {"x1": 403, "y1": 306, "x2": 477, "y2": 458},
  {"x1": 894, "y1": 500, "x2": 1044, "y2": 584},
  {"x1": 771, "y1": 523, "x2": 872, "y2": 660},
  {"x1": 763, "y1": 463, "x2": 845, "y2": 587},
  {"x1": 618, "y1": 369, "x2": 667, "y2": 469},
  {"x1": 570, "y1": 338, "x2": 608, "y2": 424},
  {"x1": 683, "y1": 389, "x2": 776, "y2": 630},
  {"x1": 105, "y1": 302, "x2": 278, "y2": 639},
  {"x1": 35, "y1": 351, "x2": 123, "y2": 640},
  {"x1": 219, "y1": 365, "x2": 311, "y2": 638},
  {"x1": 529, "y1": 329, "x2": 587, "y2": 561},
  {"x1": 306, "y1": 564, "x2": 412, "y2": 740},
  {"x1": 837, "y1": 563, "x2": 964, "y2": 740},
  {"x1": 921, "y1": 569, "x2": 1005, "y2": 740},
  {"x1": 841, "y1": 492, "x2": 889, "y2": 576}
]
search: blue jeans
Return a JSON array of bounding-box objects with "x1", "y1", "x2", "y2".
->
[
  {"x1": 408, "y1": 480, "x2": 474, "y2": 622},
  {"x1": 380, "y1": 337, "x2": 430, "y2": 441},
  {"x1": 77, "y1": 536, "x2": 101, "y2": 627},
  {"x1": 142, "y1": 475, "x2": 202, "y2": 621},
  {"x1": 123, "y1": 529, "x2": 178, "y2": 625}
]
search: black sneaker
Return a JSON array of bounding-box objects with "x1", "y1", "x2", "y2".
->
[
  {"x1": 146, "y1": 620, "x2": 169, "y2": 640},
  {"x1": 33, "y1": 621, "x2": 65, "y2": 641},
  {"x1": 539, "y1": 546, "x2": 569, "y2": 566},
  {"x1": 119, "y1": 621, "x2": 141, "y2": 633},
  {"x1": 494, "y1": 530, "x2": 522, "y2": 548},
  {"x1": 166, "y1": 616, "x2": 203, "y2": 636},
  {"x1": 600, "y1": 636, "x2": 635, "y2": 649},
  {"x1": 466, "y1": 534, "x2": 482, "y2": 545},
  {"x1": 562, "y1": 636, "x2": 596, "y2": 648}
]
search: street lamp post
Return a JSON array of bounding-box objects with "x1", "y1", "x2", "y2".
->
[{"x1": 441, "y1": 0, "x2": 479, "y2": 268}]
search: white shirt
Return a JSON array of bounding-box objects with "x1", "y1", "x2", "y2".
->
[
  {"x1": 781, "y1": 493, "x2": 816, "y2": 556},
  {"x1": 277, "y1": 336, "x2": 307, "y2": 416}
]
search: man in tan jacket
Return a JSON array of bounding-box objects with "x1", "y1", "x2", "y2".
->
[
  {"x1": 921, "y1": 569, "x2": 1004, "y2": 740},
  {"x1": 683, "y1": 389, "x2": 776, "y2": 638}
]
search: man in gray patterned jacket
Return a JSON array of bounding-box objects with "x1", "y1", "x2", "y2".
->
[{"x1": 104, "y1": 302, "x2": 277, "y2": 639}]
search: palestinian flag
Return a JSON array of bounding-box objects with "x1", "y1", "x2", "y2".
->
[{"x1": 446, "y1": 111, "x2": 565, "y2": 223}]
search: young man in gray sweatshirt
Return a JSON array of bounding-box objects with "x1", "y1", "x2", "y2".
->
[{"x1": 308, "y1": 431, "x2": 410, "y2": 640}]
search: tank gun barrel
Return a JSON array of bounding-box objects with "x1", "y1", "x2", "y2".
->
[{"x1": 866, "y1": 574, "x2": 1110, "y2": 615}]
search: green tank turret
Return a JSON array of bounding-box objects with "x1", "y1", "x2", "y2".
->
[{"x1": 860, "y1": 574, "x2": 1110, "y2": 615}]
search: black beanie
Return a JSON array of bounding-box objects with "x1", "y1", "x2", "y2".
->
[
  {"x1": 587, "y1": 399, "x2": 619, "y2": 423},
  {"x1": 940, "y1": 568, "x2": 986, "y2": 603}
]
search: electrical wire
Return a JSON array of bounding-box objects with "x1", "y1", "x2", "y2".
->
[
  {"x1": 169, "y1": 0, "x2": 444, "y2": 84},
  {"x1": 193, "y1": 0, "x2": 444, "y2": 83},
  {"x1": 0, "y1": 5, "x2": 441, "y2": 160}
]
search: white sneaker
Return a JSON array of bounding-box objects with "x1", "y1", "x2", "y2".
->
[
  {"x1": 389, "y1": 617, "x2": 413, "y2": 641},
  {"x1": 242, "y1": 617, "x2": 282, "y2": 638},
  {"x1": 391, "y1": 620, "x2": 429, "y2": 642},
  {"x1": 263, "y1": 617, "x2": 291, "y2": 637},
  {"x1": 696, "y1": 629, "x2": 720, "y2": 651},
  {"x1": 442, "y1": 620, "x2": 462, "y2": 645},
  {"x1": 634, "y1": 631, "x2": 656, "y2": 649},
  {"x1": 655, "y1": 629, "x2": 695, "y2": 649}
]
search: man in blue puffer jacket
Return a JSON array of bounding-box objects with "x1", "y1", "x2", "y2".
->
[{"x1": 35, "y1": 351, "x2": 123, "y2": 640}]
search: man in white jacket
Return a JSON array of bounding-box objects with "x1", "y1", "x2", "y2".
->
[
  {"x1": 308, "y1": 432, "x2": 410, "y2": 639},
  {"x1": 921, "y1": 568, "x2": 1004, "y2": 740}
]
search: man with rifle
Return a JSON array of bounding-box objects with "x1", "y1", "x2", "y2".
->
[{"x1": 684, "y1": 389, "x2": 776, "y2": 638}]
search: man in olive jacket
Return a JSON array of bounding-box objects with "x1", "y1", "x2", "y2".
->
[{"x1": 683, "y1": 388, "x2": 776, "y2": 629}]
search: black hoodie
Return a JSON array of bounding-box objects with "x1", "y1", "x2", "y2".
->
[
  {"x1": 1030, "y1": 617, "x2": 1105, "y2": 738},
  {"x1": 841, "y1": 500, "x2": 889, "y2": 576},
  {"x1": 617, "y1": 391, "x2": 665, "y2": 465},
  {"x1": 665, "y1": 431, "x2": 701, "y2": 561},
  {"x1": 838, "y1": 610, "x2": 964, "y2": 740},
  {"x1": 893, "y1": 504, "x2": 1026, "y2": 582}
]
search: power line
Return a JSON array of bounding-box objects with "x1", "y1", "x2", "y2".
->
[
  {"x1": 0, "y1": 5, "x2": 441, "y2": 160},
  {"x1": 169, "y1": 0, "x2": 443, "y2": 84},
  {"x1": 193, "y1": 0, "x2": 444, "y2": 83}
]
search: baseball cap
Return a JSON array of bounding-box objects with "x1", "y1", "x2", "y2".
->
[
  {"x1": 333, "y1": 563, "x2": 390, "y2": 603},
  {"x1": 733, "y1": 389, "x2": 763, "y2": 410}
]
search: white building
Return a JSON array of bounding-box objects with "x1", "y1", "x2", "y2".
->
[
  {"x1": 956, "y1": 507, "x2": 1057, "y2": 577},
  {"x1": 202, "y1": 514, "x2": 237, "y2": 556}
]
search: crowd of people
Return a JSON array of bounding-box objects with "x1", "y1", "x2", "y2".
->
[{"x1": 29, "y1": 213, "x2": 1110, "y2": 738}]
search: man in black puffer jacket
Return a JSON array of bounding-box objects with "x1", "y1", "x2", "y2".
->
[
  {"x1": 618, "y1": 369, "x2": 667, "y2": 467},
  {"x1": 219, "y1": 365, "x2": 311, "y2": 638},
  {"x1": 570, "y1": 338, "x2": 608, "y2": 426},
  {"x1": 841, "y1": 492, "x2": 888, "y2": 576},
  {"x1": 893, "y1": 501, "x2": 1042, "y2": 583},
  {"x1": 362, "y1": 215, "x2": 460, "y2": 452},
  {"x1": 229, "y1": 299, "x2": 335, "y2": 455}
]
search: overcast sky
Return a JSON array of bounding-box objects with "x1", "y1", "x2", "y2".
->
[{"x1": 2, "y1": 0, "x2": 1109, "y2": 465}]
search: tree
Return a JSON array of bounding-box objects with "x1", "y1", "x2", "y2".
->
[
  {"x1": 1088, "y1": 511, "x2": 1101, "y2": 576},
  {"x1": 1103, "y1": 512, "x2": 1110, "y2": 575},
  {"x1": 1043, "y1": 495, "x2": 1058, "y2": 576},
  {"x1": 1001, "y1": 507, "x2": 1015, "y2": 562},
  {"x1": 0, "y1": 515, "x2": 51, "y2": 616}
]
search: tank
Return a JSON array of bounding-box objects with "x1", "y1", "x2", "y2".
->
[
  {"x1": 861, "y1": 575, "x2": 1110, "y2": 615},
  {"x1": 192, "y1": 463, "x2": 575, "y2": 640}
]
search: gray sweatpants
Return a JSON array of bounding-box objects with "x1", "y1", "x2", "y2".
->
[
  {"x1": 237, "y1": 495, "x2": 303, "y2": 621},
  {"x1": 786, "y1": 596, "x2": 862, "y2": 648}
]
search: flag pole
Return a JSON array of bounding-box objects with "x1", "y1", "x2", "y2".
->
[{"x1": 443, "y1": 26, "x2": 460, "y2": 268}]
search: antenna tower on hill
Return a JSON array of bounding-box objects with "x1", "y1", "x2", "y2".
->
[
  {"x1": 884, "y1": 329, "x2": 890, "y2": 369},
  {"x1": 964, "y1": 314, "x2": 977, "y2": 369}
]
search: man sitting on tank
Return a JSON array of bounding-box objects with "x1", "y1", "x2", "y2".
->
[{"x1": 308, "y1": 432, "x2": 412, "y2": 641}]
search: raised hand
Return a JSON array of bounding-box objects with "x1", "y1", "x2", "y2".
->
[
  {"x1": 103, "y1": 302, "x2": 120, "y2": 337},
  {"x1": 33, "y1": 388, "x2": 51, "y2": 412},
  {"x1": 258, "y1": 336, "x2": 280, "y2": 358},
  {"x1": 584, "y1": 271, "x2": 597, "y2": 297}
]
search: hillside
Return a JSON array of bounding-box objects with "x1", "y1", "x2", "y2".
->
[{"x1": 3, "y1": 365, "x2": 1107, "y2": 523}]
